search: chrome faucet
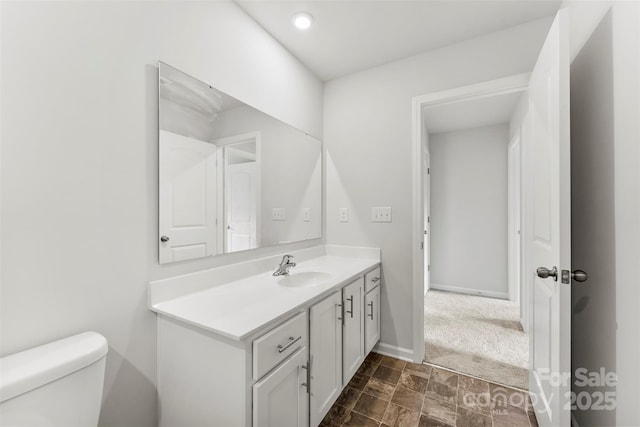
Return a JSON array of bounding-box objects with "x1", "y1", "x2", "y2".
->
[{"x1": 273, "y1": 255, "x2": 296, "y2": 276}]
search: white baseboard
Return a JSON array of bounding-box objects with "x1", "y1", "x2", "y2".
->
[
  {"x1": 373, "y1": 342, "x2": 415, "y2": 363},
  {"x1": 429, "y1": 283, "x2": 508, "y2": 300}
]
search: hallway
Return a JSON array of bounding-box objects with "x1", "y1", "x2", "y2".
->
[{"x1": 424, "y1": 291, "x2": 528, "y2": 390}]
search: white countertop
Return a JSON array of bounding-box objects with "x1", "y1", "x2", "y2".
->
[{"x1": 150, "y1": 254, "x2": 380, "y2": 341}]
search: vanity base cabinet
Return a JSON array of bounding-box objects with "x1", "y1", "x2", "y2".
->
[
  {"x1": 309, "y1": 291, "x2": 343, "y2": 427},
  {"x1": 364, "y1": 285, "x2": 381, "y2": 354},
  {"x1": 342, "y1": 277, "x2": 365, "y2": 385},
  {"x1": 253, "y1": 347, "x2": 309, "y2": 427},
  {"x1": 155, "y1": 262, "x2": 381, "y2": 427},
  {"x1": 157, "y1": 316, "x2": 251, "y2": 427}
]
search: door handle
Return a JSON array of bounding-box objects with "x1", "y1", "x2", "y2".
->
[
  {"x1": 160, "y1": 235, "x2": 170, "y2": 243},
  {"x1": 572, "y1": 270, "x2": 588, "y2": 282},
  {"x1": 561, "y1": 269, "x2": 588, "y2": 284},
  {"x1": 536, "y1": 266, "x2": 558, "y2": 281},
  {"x1": 368, "y1": 301, "x2": 374, "y2": 320}
]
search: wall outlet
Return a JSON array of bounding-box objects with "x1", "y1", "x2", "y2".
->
[
  {"x1": 371, "y1": 207, "x2": 392, "y2": 222},
  {"x1": 303, "y1": 208, "x2": 311, "y2": 222},
  {"x1": 339, "y1": 208, "x2": 349, "y2": 222},
  {"x1": 272, "y1": 208, "x2": 286, "y2": 221}
]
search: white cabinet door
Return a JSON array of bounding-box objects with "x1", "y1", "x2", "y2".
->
[
  {"x1": 364, "y1": 286, "x2": 380, "y2": 354},
  {"x1": 253, "y1": 347, "x2": 309, "y2": 427},
  {"x1": 309, "y1": 291, "x2": 342, "y2": 427},
  {"x1": 342, "y1": 278, "x2": 364, "y2": 385}
]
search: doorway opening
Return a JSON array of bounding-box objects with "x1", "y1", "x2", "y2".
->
[
  {"x1": 412, "y1": 74, "x2": 530, "y2": 389},
  {"x1": 213, "y1": 132, "x2": 261, "y2": 254}
]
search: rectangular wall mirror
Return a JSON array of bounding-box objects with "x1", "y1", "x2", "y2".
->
[{"x1": 158, "y1": 62, "x2": 322, "y2": 264}]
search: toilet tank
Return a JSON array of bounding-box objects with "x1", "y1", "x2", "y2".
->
[{"x1": 0, "y1": 332, "x2": 108, "y2": 427}]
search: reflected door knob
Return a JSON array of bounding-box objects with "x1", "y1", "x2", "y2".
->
[
  {"x1": 536, "y1": 266, "x2": 558, "y2": 281},
  {"x1": 160, "y1": 235, "x2": 170, "y2": 243}
]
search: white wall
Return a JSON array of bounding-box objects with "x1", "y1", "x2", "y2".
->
[
  {"x1": 429, "y1": 125, "x2": 509, "y2": 298},
  {"x1": 324, "y1": 17, "x2": 553, "y2": 354},
  {"x1": 0, "y1": 2, "x2": 323, "y2": 426},
  {"x1": 570, "y1": 10, "x2": 616, "y2": 426},
  {"x1": 566, "y1": 1, "x2": 640, "y2": 425},
  {"x1": 611, "y1": 2, "x2": 640, "y2": 423}
]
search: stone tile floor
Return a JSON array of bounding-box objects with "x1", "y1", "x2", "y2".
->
[{"x1": 320, "y1": 353, "x2": 538, "y2": 427}]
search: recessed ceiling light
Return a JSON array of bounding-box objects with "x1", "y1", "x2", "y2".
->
[{"x1": 292, "y1": 12, "x2": 313, "y2": 30}]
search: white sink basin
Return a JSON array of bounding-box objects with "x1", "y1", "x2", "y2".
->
[{"x1": 277, "y1": 271, "x2": 333, "y2": 288}]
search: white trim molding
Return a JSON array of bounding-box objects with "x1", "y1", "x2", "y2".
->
[
  {"x1": 373, "y1": 342, "x2": 415, "y2": 363},
  {"x1": 411, "y1": 73, "x2": 530, "y2": 365},
  {"x1": 429, "y1": 283, "x2": 509, "y2": 300}
]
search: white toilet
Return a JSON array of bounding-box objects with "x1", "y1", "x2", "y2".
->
[{"x1": 0, "y1": 331, "x2": 108, "y2": 427}]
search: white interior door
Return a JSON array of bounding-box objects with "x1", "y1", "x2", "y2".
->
[
  {"x1": 225, "y1": 161, "x2": 257, "y2": 252},
  {"x1": 526, "y1": 9, "x2": 571, "y2": 427},
  {"x1": 159, "y1": 130, "x2": 217, "y2": 263},
  {"x1": 423, "y1": 148, "x2": 431, "y2": 295},
  {"x1": 508, "y1": 138, "x2": 522, "y2": 304}
]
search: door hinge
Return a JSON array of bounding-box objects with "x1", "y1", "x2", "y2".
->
[
  {"x1": 428, "y1": 216, "x2": 430, "y2": 223},
  {"x1": 427, "y1": 168, "x2": 430, "y2": 174},
  {"x1": 421, "y1": 242, "x2": 424, "y2": 250},
  {"x1": 428, "y1": 264, "x2": 430, "y2": 272}
]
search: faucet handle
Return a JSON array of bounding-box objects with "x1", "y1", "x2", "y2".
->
[{"x1": 282, "y1": 254, "x2": 294, "y2": 263}]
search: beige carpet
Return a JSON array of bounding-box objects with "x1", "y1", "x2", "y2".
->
[{"x1": 424, "y1": 290, "x2": 529, "y2": 390}]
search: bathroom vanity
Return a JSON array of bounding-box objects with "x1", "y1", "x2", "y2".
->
[{"x1": 149, "y1": 245, "x2": 381, "y2": 427}]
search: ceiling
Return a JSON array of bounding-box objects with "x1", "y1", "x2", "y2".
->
[
  {"x1": 423, "y1": 90, "x2": 524, "y2": 134},
  {"x1": 236, "y1": 0, "x2": 561, "y2": 81}
]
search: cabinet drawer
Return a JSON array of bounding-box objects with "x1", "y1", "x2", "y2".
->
[
  {"x1": 364, "y1": 267, "x2": 381, "y2": 293},
  {"x1": 253, "y1": 311, "x2": 307, "y2": 380}
]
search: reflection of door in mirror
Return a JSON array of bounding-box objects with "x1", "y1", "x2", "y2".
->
[
  {"x1": 159, "y1": 130, "x2": 218, "y2": 263},
  {"x1": 213, "y1": 132, "x2": 260, "y2": 253},
  {"x1": 226, "y1": 162, "x2": 257, "y2": 252}
]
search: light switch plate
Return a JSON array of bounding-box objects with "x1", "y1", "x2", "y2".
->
[
  {"x1": 303, "y1": 208, "x2": 311, "y2": 222},
  {"x1": 371, "y1": 207, "x2": 392, "y2": 222},
  {"x1": 339, "y1": 208, "x2": 349, "y2": 222},
  {"x1": 272, "y1": 208, "x2": 286, "y2": 221}
]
